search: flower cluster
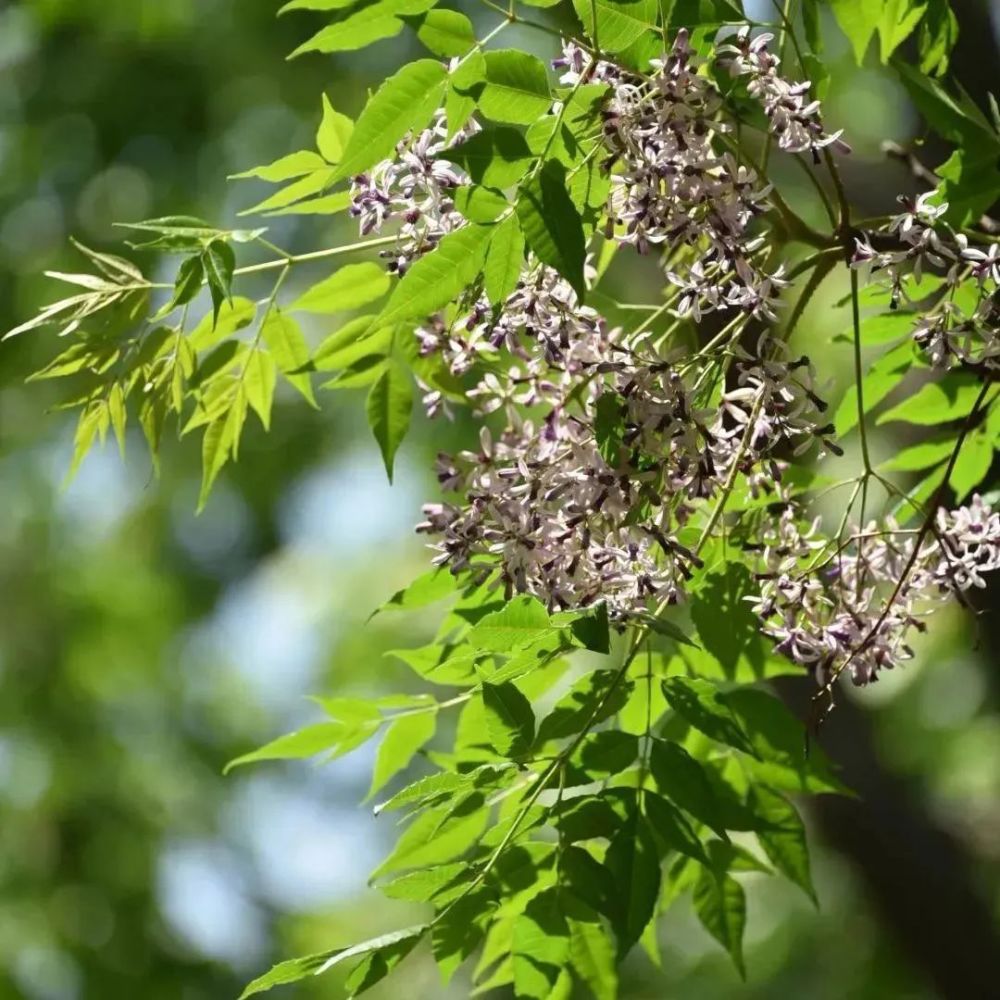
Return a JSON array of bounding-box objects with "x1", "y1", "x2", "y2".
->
[
  {"x1": 717, "y1": 27, "x2": 850, "y2": 159},
  {"x1": 349, "y1": 112, "x2": 478, "y2": 274},
  {"x1": 752, "y1": 496, "x2": 1000, "y2": 686},
  {"x1": 852, "y1": 192, "x2": 1000, "y2": 369}
]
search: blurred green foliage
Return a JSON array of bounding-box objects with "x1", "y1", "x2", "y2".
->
[{"x1": 0, "y1": 2, "x2": 998, "y2": 998}]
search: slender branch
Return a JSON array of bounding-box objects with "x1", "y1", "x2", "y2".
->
[{"x1": 232, "y1": 234, "x2": 400, "y2": 277}]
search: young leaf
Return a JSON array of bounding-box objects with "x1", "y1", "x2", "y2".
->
[
  {"x1": 660, "y1": 676, "x2": 757, "y2": 756},
  {"x1": 484, "y1": 213, "x2": 525, "y2": 305},
  {"x1": 317, "y1": 94, "x2": 354, "y2": 163},
  {"x1": 231, "y1": 149, "x2": 327, "y2": 183},
  {"x1": 604, "y1": 807, "x2": 661, "y2": 958},
  {"x1": 692, "y1": 867, "x2": 746, "y2": 978},
  {"x1": 290, "y1": 7, "x2": 406, "y2": 57},
  {"x1": 481, "y1": 680, "x2": 536, "y2": 758},
  {"x1": 203, "y1": 239, "x2": 236, "y2": 325},
  {"x1": 368, "y1": 707, "x2": 437, "y2": 798},
  {"x1": 475, "y1": 50, "x2": 553, "y2": 125},
  {"x1": 243, "y1": 349, "x2": 278, "y2": 430},
  {"x1": 313, "y1": 316, "x2": 393, "y2": 372},
  {"x1": 332, "y1": 59, "x2": 448, "y2": 182},
  {"x1": 829, "y1": 0, "x2": 881, "y2": 64},
  {"x1": 376, "y1": 567, "x2": 458, "y2": 615},
  {"x1": 290, "y1": 261, "x2": 390, "y2": 313},
  {"x1": 517, "y1": 160, "x2": 587, "y2": 299},
  {"x1": 377, "y1": 223, "x2": 492, "y2": 325},
  {"x1": 366, "y1": 360, "x2": 413, "y2": 481}
]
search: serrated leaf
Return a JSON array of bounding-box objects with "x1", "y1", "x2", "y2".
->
[
  {"x1": 513, "y1": 888, "x2": 570, "y2": 999},
  {"x1": 573, "y1": 0, "x2": 657, "y2": 53},
  {"x1": 661, "y1": 677, "x2": 757, "y2": 756},
  {"x1": 332, "y1": 59, "x2": 448, "y2": 182},
  {"x1": 537, "y1": 670, "x2": 632, "y2": 743},
  {"x1": 951, "y1": 430, "x2": 992, "y2": 501},
  {"x1": 643, "y1": 792, "x2": 708, "y2": 863},
  {"x1": 377, "y1": 223, "x2": 491, "y2": 326},
  {"x1": 314, "y1": 316, "x2": 393, "y2": 372},
  {"x1": 381, "y1": 863, "x2": 468, "y2": 902},
  {"x1": 290, "y1": 9, "x2": 405, "y2": 57},
  {"x1": 604, "y1": 808, "x2": 660, "y2": 958},
  {"x1": 243, "y1": 349, "x2": 278, "y2": 430},
  {"x1": 317, "y1": 94, "x2": 354, "y2": 163},
  {"x1": 366, "y1": 360, "x2": 413, "y2": 481},
  {"x1": 231, "y1": 150, "x2": 328, "y2": 182},
  {"x1": 468, "y1": 595, "x2": 556, "y2": 651},
  {"x1": 481, "y1": 680, "x2": 535, "y2": 758},
  {"x1": 517, "y1": 160, "x2": 586, "y2": 298},
  {"x1": 454, "y1": 185, "x2": 509, "y2": 223},
  {"x1": 376, "y1": 567, "x2": 458, "y2": 616},
  {"x1": 368, "y1": 707, "x2": 436, "y2": 799},
  {"x1": 475, "y1": 50, "x2": 552, "y2": 125},
  {"x1": 443, "y1": 126, "x2": 534, "y2": 188},
  {"x1": 198, "y1": 395, "x2": 244, "y2": 509},
  {"x1": 261, "y1": 309, "x2": 316, "y2": 406},
  {"x1": 692, "y1": 868, "x2": 746, "y2": 978},
  {"x1": 568, "y1": 907, "x2": 618, "y2": 1000},
  {"x1": 484, "y1": 213, "x2": 525, "y2": 305},
  {"x1": 189, "y1": 297, "x2": 257, "y2": 349},
  {"x1": 291, "y1": 261, "x2": 391, "y2": 314},
  {"x1": 343, "y1": 926, "x2": 424, "y2": 996},
  {"x1": 239, "y1": 926, "x2": 427, "y2": 999},
  {"x1": 409, "y1": 8, "x2": 476, "y2": 57},
  {"x1": 748, "y1": 786, "x2": 816, "y2": 902},
  {"x1": 203, "y1": 239, "x2": 236, "y2": 326},
  {"x1": 648, "y1": 739, "x2": 727, "y2": 837},
  {"x1": 433, "y1": 887, "x2": 498, "y2": 983},
  {"x1": 224, "y1": 718, "x2": 381, "y2": 773}
]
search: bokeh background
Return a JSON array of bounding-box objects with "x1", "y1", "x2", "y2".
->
[{"x1": 1, "y1": 1, "x2": 998, "y2": 998}]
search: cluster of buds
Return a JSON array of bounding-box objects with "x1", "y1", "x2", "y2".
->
[
  {"x1": 348, "y1": 112, "x2": 478, "y2": 274},
  {"x1": 751, "y1": 496, "x2": 1000, "y2": 686},
  {"x1": 853, "y1": 192, "x2": 1000, "y2": 369}
]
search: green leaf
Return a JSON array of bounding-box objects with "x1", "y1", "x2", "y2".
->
[
  {"x1": 517, "y1": 160, "x2": 587, "y2": 299},
  {"x1": 573, "y1": 0, "x2": 657, "y2": 53},
  {"x1": 552, "y1": 601, "x2": 611, "y2": 654},
  {"x1": 443, "y1": 127, "x2": 534, "y2": 189},
  {"x1": 660, "y1": 677, "x2": 757, "y2": 756},
  {"x1": 290, "y1": 8, "x2": 405, "y2": 57},
  {"x1": 829, "y1": 0, "x2": 881, "y2": 64},
  {"x1": 343, "y1": 926, "x2": 425, "y2": 996},
  {"x1": 938, "y1": 147, "x2": 1000, "y2": 228},
  {"x1": 573, "y1": 730, "x2": 639, "y2": 777},
  {"x1": 454, "y1": 185, "x2": 510, "y2": 223},
  {"x1": 481, "y1": 680, "x2": 536, "y2": 758},
  {"x1": 748, "y1": 786, "x2": 816, "y2": 902},
  {"x1": 537, "y1": 670, "x2": 632, "y2": 743},
  {"x1": 834, "y1": 339, "x2": 913, "y2": 436},
  {"x1": 848, "y1": 311, "x2": 917, "y2": 345},
  {"x1": 203, "y1": 239, "x2": 236, "y2": 326},
  {"x1": 484, "y1": 213, "x2": 525, "y2": 305},
  {"x1": 692, "y1": 868, "x2": 746, "y2": 978},
  {"x1": 317, "y1": 95, "x2": 354, "y2": 163},
  {"x1": 446, "y1": 50, "x2": 484, "y2": 135},
  {"x1": 568, "y1": 906, "x2": 618, "y2": 1000},
  {"x1": 917, "y1": 0, "x2": 959, "y2": 75},
  {"x1": 231, "y1": 149, "x2": 328, "y2": 182},
  {"x1": 160, "y1": 254, "x2": 204, "y2": 317},
  {"x1": 880, "y1": 436, "x2": 955, "y2": 473},
  {"x1": 381, "y1": 863, "x2": 469, "y2": 902},
  {"x1": 313, "y1": 316, "x2": 393, "y2": 372},
  {"x1": 475, "y1": 50, "x2": 553, "y2": 125},
  {"x1": 376, "y1": 567, "x2": 458, "y2": 615},
  {"x1": 951, "y1": 429, "x2": 992, "y2": 501},
  {"x1": 513, "y1": 888, "x2": 570, "y2": 999},
  {"x1": 368, "y1": 708, "x2": 437, "y2": 798},
  {"x1": 877, "y1": 375, "x2": 984, "y2": 426},
  {"x1": 291, "y1": 261, "x2": 391, "y2": 314},
  {"x1": 239, "y1": 926, "x2": 427, "y2": 998},
  {"x1": 432, "y1": 887, "x2": 498, "y2": 983},
  {"x1": 409, "y1": 8, "x2": 476, "y2": 57},
  {"x1": 224, "y1": 718, "x2": 381, "y2": 773},
  {"x1": 366, "y1": 360, "x2": 413, "y2": 481},
  {"x1": 377, "y1": 223, "x2": 492, "y2": 325},
  {"x1": 243, "y1": 349, "x2": 278, "y2": 430},
  {"x1": 604, "y1": 807, "x2": 660, "y2": 958},
  {"x1": 877, "y1": 0, "x2": 928, "y2": 63},
  {"x1": 260, "y1": 191, "x2": 352, "y2": 217},
  {"x1": 648, "y1": 739, "x2": 726, "y2": 837},
  {"x1": 198, "y1": 395, "x2": 244, "y2": 510},
  {"x1": 467, "y1": 595, "x2": 555, "y2": 651},
  {"x1": 261, "y1": 309, "x2": 317, "y2": 406},
  {"x1": 332, "y1": 59, "x2": 448, "y2": 182},
  {"x1": 238, "y1": 167, "x2": 338, "y2": 216},
  {"x1": 643, "y1": 792, "x2": 708, "y2": 863}
]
